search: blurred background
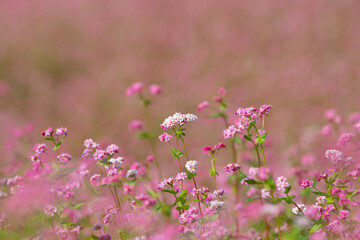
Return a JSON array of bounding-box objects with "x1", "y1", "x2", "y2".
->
[{"x1": 1, "y1": 0, "x2": 360, "y2": 175}]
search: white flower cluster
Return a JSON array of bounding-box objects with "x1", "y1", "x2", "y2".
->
[
  {"x1": 210, "y1": 200, "x2": 226, "y2": 211},
  {"x1": 160, "y1": 112, "x2": 198, "y2": 129},
  {"x1": 292, "y1": 204, "x2": 307, "y2": 215},
  {"x1": 275, "y1": 176, "x2": 289, "y2": 193},
  {"x1": 185, "y1": 160, "x2": 198, "y2": 173},
  {"x1": 110, "y1": 157, "x2": 124, "y2": 170}
]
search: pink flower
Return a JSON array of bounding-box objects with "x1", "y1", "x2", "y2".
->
[
  {"x1": 146, "y1": 155, "x2": 154, "y2": 163},
  {"x1": 300, "y1": 179, "x2": 314, "y2": 189},
  {"x1": 55, "y1": 127, "x2": 68, "y2": 136},
  {"x1": 325, "y1": 149, "x2": 354, "y2": 168},
  {"x1": 90, "y1": 174, "x2": 101, "y2": 186},
  {"x1": 58, "y1": 153, "x2": 72, "y2": 163},
  {"x1": 44, "y1": 204, "x2": 57, "y2": 216},
  {"x1": 324, "y1": 109, "x2": 337, "y2": 121},
  {"x1": 126, "y1": 82, "x2": 142, "y2": 96},
  {"x1": 320, "y1": 124, "x2": 333, "y2": 136},
  {"x1": 41, "y1": 127, "x2": 53, "y2": 137},
  {"x1": 203, "y1": 145, "x2": 213, "y2": 154},
  {"x1": 214, "y1": 96, "x2": 222, "y2": 102},
  {"x1": 93, "y1": 149, "x2": 108, "y2": 161},
  {"x1": 224, "y1": 163, "x2": 241, "y2": 173},
  {"x1": 223, "y1": 125, "x2": 238, "y2": 139},
  {"x1": 159, "y1": 132, "x2": 172, "y2": 142},
  {"x1": 259, "y1": 105, "x2": 272, "y2": 118},
  {"x1": 301, "y1": 153, "x2": 316, "y2": 166},
  {"x1": 214, "y1": 142, "x2": 226, "y2": 150},
  {"x1": 218, "y1": 87, "x2": 227, "y2": 96},
  {"x1": 149, "y1": 84, "x2": 162, "y2": 95},
  {"x1": 348, "y1": 112, "x2": 360, "y2": 123},
  {"x1": 128, "y1": 120, "x2": 143, "y2": 130},
  {"x1": 106, "y1": 144, "x2": 119, "y2": 155},
  {"x1": 354, "y1": 121, "x2": 360, "y2": 131},
  {"x1": 34, "y1": 143, "x2": 47, "y2": 154},
  {"x1": 338, "y1": 210, "x2": 350, "y2": 220},
  {"x1": 337, "y1": 133, "x2": 354, "y2": 146},
  {"x1": 197, "y1": 101, "x2": 209, "y2": 111},
  {"x1": 276, "y1": 176, "x2": 289, "y2": 193}
]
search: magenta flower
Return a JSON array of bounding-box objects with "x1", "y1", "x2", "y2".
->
[
  {"x1": 224, "y1": 163, "x2": 241, "y2": 173},
  {"x1": 197, "y1": 101, "x2": 209, "y2": 111},
  {"x1": 159, "y1": 132, "x2": 172, "y2": 142},
  {"x1": 34, "y1": 143, "x2": 47, "y2": 154},
  {"x1": 126, "y1": 82, "x2": 143, "y2": 96},
  {"x1": 58, "y1": 153, "x2": 72, "y2": 163},
  {"x1": 149, "y1": 84, "x2": 162, "y2": 95},
  {"x1": 128, "y1": 120, "x2": 143, "y2": 130},
  {"x1": 337, "y1": 133, "x2": 354, "y2": 146}
]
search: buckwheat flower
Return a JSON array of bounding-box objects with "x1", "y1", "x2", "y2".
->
[
  {"x1": 354, "y1": 121, "x2": 360, "y2": 131},
  {"x1": 337, "y1": 133, "x2": 354, "y2": 146},
  {"x1": 126, "y1": 169, "x2": 138, "y2": 180},
  {"x1": 58, "y1": 153, "x2": 72, "y2": 163},
  {"x1": 106, "y1": 144, "x2": 119, "y2": 155},
  {"x1": 276, "y1": 176, "x2": 289, "y2": 193},
  {"x1": 203, "y1": 145, "x2": 213, "y2": 154},
  {"x1": 90, "y1": 174, "x2": 101, "y2": 186},
  {"x1": 159, "y1": 132, "x2": 172, "y2": 142},
  {"x1": 79, "y1": 170, "x2": 89, "y2": 178},
  {"x1": 292, "y1": 204, "x2": 307, "y2": 215},
  {"x1": 214, "y1": 96, "x2": 222, "y2": 102},
  {"x1": 123, "y1": 183, "x2": 134, "y2": 194},
  {"x1": 128, "y1": 120, "x2": 143, "y2": 130},
  {"x1": 175, "y1": 172, "x2": 187, "y2": 182},
  {"x1": 348, "y1": 112, "x2": 360, "y2": 123},
  {"x1": 320, "y1": 124, "x2": 333, "y2": 136},
  {"x1": 93, "y1": 149, "x2": 108, "y2": 161},
  {"x1": 218, "y1": 87, "x2": 227, "y2": 96},
  {"x1": 223, "y1": 125, "x2": 238, "y2": 139},
  {"x1": 109, "y1": 157, "x2": 124, "y2": 170},
  {"x1": 55, "y1": 127, "x2": 68, "y2": 136},
  {"x1": 82, "y1": 148, "x2": 93, "y2": 159},
  {"x1": 146, "y1": 155, "x2": 154, "y2": 163},
  {"x1": 99, "y1": 234, "x2": 112, "y2": 240},
  {"x1": 261, "y1": 189, "x2": 270, "y2": 199},
  {"x1": 325, "y1": 149, "x2": 354, "y2": 167},
  {"x1": 259, "y1": 105, "x2": 272, "y2": 118},
  {"x1": 179, "y1": 207, "x2": 199, "y2": 224},
  {"x1": 64, "y1": 191, "x2": 74, "y2": 201},
  {"x1": 30, "y1": 154, "x2": 40, "y2": 162},
  {"x1": 316, "y1": 196, "x2": 326, "y2": 206},
  {"x1": 103, "y1": 214, "x2": 113, "y2": 224},
  {"x1": 185, "y1": 160, "x2": 198, "y2": 173},
  {"x1": 44, "y1": 204, "x2": 57, "y2": 216},
  {"x1": 92, "y1": 223, "x2": 103, "y2": 231},
  {"x1": 197, "y1": 101, "x2": 209, "y2": 111},
  {"x1": 34, "y1": 143, "x2": 47, "y2": 154},
  {"x1": 224, "y1": 163, "x2": 241, "y2": 173},
  {"x1": 338, "y1": 210, "x2": 350, "y2": 220},
  {"x1": 300, "y1": 179, "x2": 314, "y2": 189},
  {"x1": 126, "y1": 82, "x2": 143, "y2": 96},
  {"x1": 347, "y1": 170, "x2": 360, "y2": 180},
  {"x1": 325, "y1": 109, "x2": 337, "y2": 122},
  {"x1": 149, "y1": 84, "x2": 162, "y2": 95},
  {"x1": 84, "y1": 138, "x2": 95, "y2": 149},
  {"x1": 210, "y1": 200, "x2": 226, "y2": 211},
  {"x1": 214, "y1": 142, "x2": 226, "y2": 150},
  {"x1": 334, "y1": 115, "x2": 343, "y2": 124},
  {"x1": 41, "y1": 127, "x2": 53, "y2": 136},
  {"x1": 214, "y1": 189, "x2": 225, "y2": 197}
]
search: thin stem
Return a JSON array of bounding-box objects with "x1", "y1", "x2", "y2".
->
[
  {"x1": 180, "y1": 136, "x2": 189, "y2": 161},
  {"x1": 211, "y1": 156, "x2": 217, "y2": 190},
  {"x1": 114, "y1": 187, "x2": 122, "y2": 211},
  {"x1": 253, "y1": 125, "x2": 267, "y2": 168},
  {"x1": 192, "y1": 176, "x2": 203, "y2": 219},
  {"x1": 271, "y1": 192, "x2": 283, "y2": 240}
]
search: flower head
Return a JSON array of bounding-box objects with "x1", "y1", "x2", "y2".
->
[{"x1": 185, "y1": 160, "x2": 198, "y2": 173}]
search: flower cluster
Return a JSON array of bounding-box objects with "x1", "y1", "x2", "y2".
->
[{"x1": 160, "y1": 112, "x2": 197, "y2": 129}]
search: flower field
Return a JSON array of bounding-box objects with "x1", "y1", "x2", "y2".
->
[{"x1": 0, "y1": 1, "x2": 360, "y2": 239}]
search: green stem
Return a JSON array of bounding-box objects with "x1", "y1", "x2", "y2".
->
[
  {"x1": 271, "y1": 192, "x2": 283, "y2": 240},
  {"x1": 253, "y1": 125, "x2": 267, "y2": 168}
]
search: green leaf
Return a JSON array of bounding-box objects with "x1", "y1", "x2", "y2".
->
[
  {"x1": 137, "y1": 133, "x2": 150, "y2": 139},
  {"x1": 52, "y1": 143, "x2": 61, "y2": 151},
  {"x1": 282, "y1": 197, "x2": 295, "y2": 204},
  {"x1": 161, "y1": 189, "x2": 177, "y2": 194},
  {"x1": 182, "y1": 204, "x2": 190, "y2": 210},
  {"x1": 243, "y1": 135, "x2": 252, "y2": 142},
  {"x1": 186, "y1": 172, "x2": 196, "y2": 179},
  {"x1": 284, "y1": 186, "x2": 291, "y2": 194},
  {"x1": 73, "y1": 203, "x2": 85, "y2": 210},
  {"x1": 91, "y1": 235, "x2": 100, "y2": 240},
  {"x1": 311, "y1": 191, "x2": 330, "y2": 197},
  {"x1": 210, "y1": 168, "x2": 216, "y2": 177},
  {"x1": 288, "y1": 195, "x2": 296, "y2": 199},
  {"x1": 178, "y1": 189, "x2": 188, "y2": 199},
  {"x1": 208, "y1": 112, "x2": 226, "y2": 119},
  {"x1": 171, "y1": 148, "x2": 180, "y2": 159},
  {"x1": 309, "y1": 223, "x2": 322, "y2": 233},
  {"x1": 48, "y1": 167, "x2": 77, "y2": 181},
  {"x1": 244, "y1": 179, "x2": 261, "y2": 185}
]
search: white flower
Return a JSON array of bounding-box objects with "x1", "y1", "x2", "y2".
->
[
  {"x1": 185, "y1": 160, "x2": 198, "y2": 173},
  {"x1": 292, "y1": 204, "x2": 307, "y2": 215},
  {"x1": 160, "y1": 112, "x2": 198, "y2": 129},
  {"x1": 110, "y1": 157, "x2": 124, "y2": 170},
  {"x1": 210, "y1": 200, "x2": 226, "y2": 211},
  {"x1": 126, "y1": 169, "x2": 138, "y2": 180}
]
